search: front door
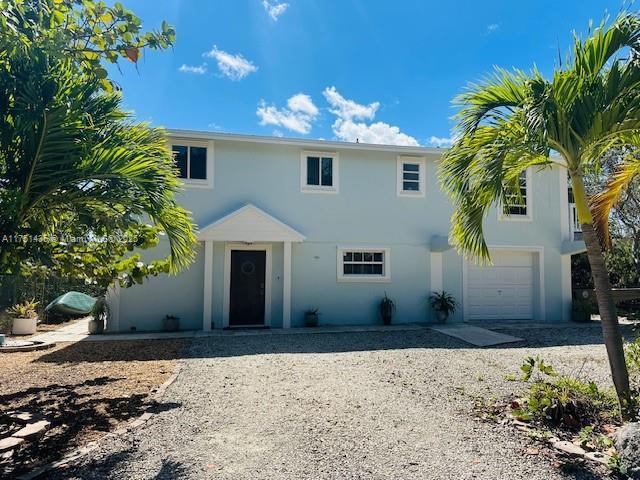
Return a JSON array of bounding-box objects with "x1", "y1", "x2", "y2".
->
[{"x1": 229, "y1": 250, "x2": 266, "y2": 327}]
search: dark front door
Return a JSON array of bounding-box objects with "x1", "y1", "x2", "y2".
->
[{"x1": 229, "y1": 250, "x2": 266, "y2": 327}]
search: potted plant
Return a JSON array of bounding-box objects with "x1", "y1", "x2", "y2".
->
[
  {"x1": 8, "y1": 299, "x2": 39, "y2": 335},
  {"x1": 304, "y1": 308, "x2": 319, "y2": 327},
  {"x1": 163, "y1": 314, "x2": 180, "y2": 332},
  {"x1": 380, "y1": 293, "x2": 396, "y2": 325},
  {"x1": 429, "y1": 291, "x2": 457, "y2": 323},
  {"x1": 88, "y1": 297, "x2": 109, "y2": 334},
  {"x1": 571, "y1": 297, "x2": 593, "y2": 323}
]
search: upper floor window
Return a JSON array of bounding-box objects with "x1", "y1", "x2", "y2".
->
[
  {"x1": 301, "y1": 151, "x2": 338, "y2": 193},
  {"x1": 501, "y1": 169, "x2": 531, "y2": 220},
  {"x1": 337, "y1": 247, "x2": 391, "y2": 282},
  {"x1": 397, "y1": 156, "x2": 426, "y2": 197},
  {"x1": 170, "y1": 139, "x2": 214, "y2": 188}
]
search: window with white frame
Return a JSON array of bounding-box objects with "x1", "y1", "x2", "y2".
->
[
  {"x1": 501, "y1": 169, "x2": 531, "y2": 218},
  {"x1": 337, "y1": 247, "x2": 391, "y2": 282},
  {"x1": 171, "y1": 140, "x2": 214, "y2": 187},
  {"x1": 397, "y1": 156, "x2": 426, "y2": 196},
  {"x1": 301, "y1": 151, "x2": 338, "y2": 192}
]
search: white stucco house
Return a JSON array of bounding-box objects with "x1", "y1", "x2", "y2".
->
[{"x1": 106, "y1": 129, "x2": 586, "y2": 332}]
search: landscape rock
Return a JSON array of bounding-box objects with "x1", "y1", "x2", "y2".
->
[
  {"x1": 615, "y1": 422, "x2": 640, "y2": 479},
  {"x1": 0, "y1": 437, "x2": 24, "y2": 452},
  {"x1": 552, "y1": 440, "x2": 585, "y2": 457},
  {"x1": 0, "y1": 449, "x2": 14, "y2": 461},
  {"x1": 9, "y1": 412, "x2": 34, "y2": 424},
  {"x1": 583, "y1": 451, "x2": 609, "y2": 465},
  {"x1": 13, "y1": 420, "x2": 50, "y2": 439}
]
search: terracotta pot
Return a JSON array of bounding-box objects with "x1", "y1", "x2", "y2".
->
[{"x1": 12, "y1": 317, "x2": 37, "y2": 335}]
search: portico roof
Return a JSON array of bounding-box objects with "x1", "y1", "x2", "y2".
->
[{"x1": 197, "y1": 204, "x2": 306, "y2": 243}]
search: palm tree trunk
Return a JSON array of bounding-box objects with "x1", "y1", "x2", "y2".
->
[
  {"x1": 572, "y1": 174, "x2": 634, "y2": 420},
  {"x1": 581, "y1": 223, "x2": 634, "y2": 419}
]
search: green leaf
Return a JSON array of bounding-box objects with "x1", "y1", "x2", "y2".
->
[{"x1": 94, "y1": 67, "x2": 108, "y2": 79}]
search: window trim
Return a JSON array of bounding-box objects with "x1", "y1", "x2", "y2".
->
[
  {"x1": 170, "y1": 138, "x2": 214, "y2": 189},
  {"x1": 300, "y1": 151, "x2": 339, "y2": 194},
  {"x1": 396, "y1": 155, "x2": 426, "y2": 197},
  {"x1": 499, "y1": 168, "x2": 533, "y2": 222},
  {"x1": 336, "y1": 246, "x2": 391, "y2": 283}
]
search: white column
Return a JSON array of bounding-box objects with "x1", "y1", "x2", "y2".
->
[
  {"x1": 283, "y1": 241, "x2": 292, "y2": 328},
  {"x1": 430, "y1": 252, "x2": 443, "y2": 292},
  {"x1": 203, "y1": 240, "x2": 213, "y2": 331}
]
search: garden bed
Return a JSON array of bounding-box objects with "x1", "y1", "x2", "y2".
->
[
  {"x1": 478, "y1": 353, "x2": 640, "y2": 477},
  {"x1": 0, "y1": 339, "x2": 187, "y2": 478}
]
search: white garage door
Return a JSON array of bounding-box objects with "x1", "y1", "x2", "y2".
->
[{"x1": 466, "y1": 252, "x2": 534, "y2": 320}]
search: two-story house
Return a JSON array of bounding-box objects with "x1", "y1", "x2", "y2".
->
[{"x1": 106, "y1": 129, "x2": 586, "y2": 332}]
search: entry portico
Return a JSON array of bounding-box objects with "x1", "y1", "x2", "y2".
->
[{"x1": 196, "y1": 204, "x2": 305, "y2": 331}]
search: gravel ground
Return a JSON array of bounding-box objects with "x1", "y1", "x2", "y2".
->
[
  {"x1": 47, "y1": 325, "x2": 633, "y2": 480},
  {"x1": 1, "y1": 339, "x2": 187, "y2": 478}
]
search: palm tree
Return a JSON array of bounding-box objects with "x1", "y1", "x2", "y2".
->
[
  {"x1": 440, "y1": 13, "x2": 640, "y2": 420},
  {"x1": 0, "y1": 47, "x2": 196, "y2": 277}
]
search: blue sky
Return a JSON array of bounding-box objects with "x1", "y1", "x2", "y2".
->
[{"x1": 111, "y1": 0, "x2": 629, "y2": 147}]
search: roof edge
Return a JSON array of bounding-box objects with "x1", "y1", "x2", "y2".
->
[{"x1": 166, "y1": 129, "x2": 444, "y2": 155}]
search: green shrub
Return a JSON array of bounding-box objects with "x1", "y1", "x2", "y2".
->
[
  {"x1": 626, "y1": 336, "x2": 640, "y2": 375},
  {"x1": 625, "y1": 332, "x2": 640, "y2": 413},
  {"x1": 513, "y1": 357, "x2": 619, "y2": 429},
  {"x1": 7, "y1": 299, "x2": 39, "y2": 318}
]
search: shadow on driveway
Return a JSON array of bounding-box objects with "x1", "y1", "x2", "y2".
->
[{"x1": 34, "y1": 324, "x2": 637, "y2": 364}]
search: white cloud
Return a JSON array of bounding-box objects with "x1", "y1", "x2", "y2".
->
[
  {"x1": 486, "y1": 23, "x2": 500, "y2": 34},
  {"x1": 203, "y1": 46, "x2": 258, "y2": 80},
  {"x1": 178, "y1": 63, "x2": 207, "y2": 74},
  {"x1": 428, "y1": 136, "x2": 454, "y2": 148},
  {"x1": 323, "y1": 86, "x2": 379, "y2": 121},
  {"x1": 256, "y1": 93, "x2": 319, "y2": 134},
  {"x1": 262, "y1": 1, "x2": 289, "y2": 21},
  {"x1": 322, "y1": 86, "x2": 418, "y2": 146},
  {"x1": 332, "y1": 120, "x2": 420, "y2": 146},
  {"x1": 272, "y1": 130, "x2": 284, "y2": 137},
  {"x1": 287, "y1": 93, "x2": 319, "y2": 117}
]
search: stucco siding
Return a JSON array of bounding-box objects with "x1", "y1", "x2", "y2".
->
[
  {"x1": 118, "y1": 242, "x2": 205, "y2": 332},
  {"x1": 110, "y1": 134, "x2": 574, "y2": 332}
]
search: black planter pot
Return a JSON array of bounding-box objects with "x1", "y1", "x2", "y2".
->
[
  {"x1": 163, "y1": 317, "x2": 180, "y2": 332},
  {"x1": 304, "y1": 313, "x2": 318, "y2": 327}
]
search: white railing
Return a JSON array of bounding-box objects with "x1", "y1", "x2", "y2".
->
[{"x1": 570, "y1": 203, "x2": 582, "y2": 239}]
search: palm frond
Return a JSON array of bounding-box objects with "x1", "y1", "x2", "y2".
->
[
  {"x1": 441, "y1": 110, "x2": 551, "y2": 262},
  {"x1": 573, "y1": 12, "x2": 640, "y2": 78},
  {"x1": 591, "y1": 144, "x2": 640, "y2": 248},
  {"x1": 452, "y1": 67, "x2": 529, "y2": 138},
  {"x1": 0, "y1": 50, "x2": 197, "y2": 275}
]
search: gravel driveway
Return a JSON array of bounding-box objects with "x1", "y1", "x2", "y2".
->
[{"x1": 49, "y1": 326, "x2": 625, "y2": 480}]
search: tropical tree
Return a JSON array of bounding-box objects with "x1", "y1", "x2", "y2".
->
[
  {"x1": 0, "y1": 0, "x2": 175, "y2": 84},
  {"x1": 0, "y1": 0, "x2": 195, "y2": 290},
  {"x1": 589, "y1": 150, "x2": 640, "y2": 285},
  {"x1": 440, "y1": 13, "x2": 640, "y2": 419}
]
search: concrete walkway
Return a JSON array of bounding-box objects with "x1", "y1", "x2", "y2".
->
[
  {"x1": 32, "y1": 317, "x2": 623, "y2": 344},
  {"x1": 431, "y1": 324, "x2": 523, "y2": 347},
  {"x1": 31, "y1": 318, "x2": 434, "y2": 343}
]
